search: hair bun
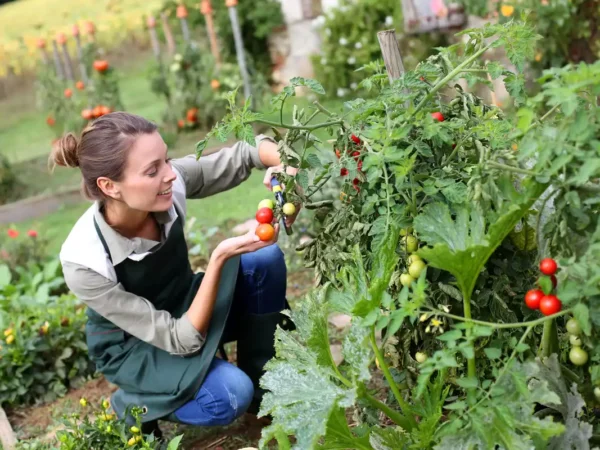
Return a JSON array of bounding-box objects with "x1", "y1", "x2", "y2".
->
[{"x1": 51, "y1": 133, "x2": 80, "y2": 168}]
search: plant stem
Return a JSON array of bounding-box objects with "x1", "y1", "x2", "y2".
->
[
  {"x1": 251, "y1": 118, "x2": 344, "y2": 132},
  {"x1": 306, "y1": 175, "x2": 331, "y2": 199},
  {"x1": 540, "y1": 318, "x2": 558, "y2": 357},
  {"x1": 421, "y1": 307, "x2": 572, "y2": 329},
  {"x1": 362, "y1": 391, "x2": 412, "y2": 430},
  {"x1": 280, "y1": 93, "x2": 288, "y2": 126},
  {"x1": 382, "y1": 164, "x2": 392, "y2": 228},
  {"x1": 487, "y1": 161, "x2": 538, "y2": 176},
  {"x1": 304, "y1": 109, "x2": 321, "y2": 126},
  {"x1": 412, "y1": 44, "x2": 492, "y2": 117},
  {"x1": 462, "y1": 291, "x2": 477, "y2": 396},
  {"x1": 369, "y1": 329, "x2": 417, "y2": 429},
  {"x1": 313, "y1": 101, "x2": 335, "y2": 118}
]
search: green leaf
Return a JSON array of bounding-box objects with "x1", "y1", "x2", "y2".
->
[
  {"x1": 166, "y1": 435, "x2": 184, "y2": 450},
  {"x1": 456, "y1": 377, "x2": 478, "y2": 389},
  {"x1": 305, "y1": 153, "x2": 323, "y2": 169},
  {"x1": 415, "y1": 181, "x2": 547, "y2": 302},
  {"x1": 437, "y1": 329, "x2": 462, "y2": 342},
  {"x1": 516, "y1": 108, "x2": 534, "y2": 133},
  {"x1": 444, "y1": 400, "x2": 467, "y2": 410},
  {"x1": 342, "y1": 325, "x2": 371, "y2": 382},
  {"x1": 315, "y1": 407, "x2": 371, "y2": 450},
  {"x1": 484, "y1": 347, "x2": 502, "y2": 360},
  {"x1": 369, "y1": 426, "x2": 409, "y2": 450},
  {"x1": 0, "y1": 264, "x2": 11, "y2": 288},
  {"x1": 572, "y1": 303, "x2": 591, "y2": 335},
  {"x1": 289, "y1": 77, "x2": 326, "y2": 95}
]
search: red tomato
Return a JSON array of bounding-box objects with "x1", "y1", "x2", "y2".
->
[
  {"x1": 539, "y1": 258, "x2": 557, "y2": 275},
  {"x1": 93, "y1": 60, "x2": 109, "y2": 72},
  {"x1": 340, "y1": 168, "x2": 349, "y2": 176},
  {"x1": 539, "y1": 295, "x2": 562, "y2": 316},
  {"x1": 431, "y1": 112, "x2": 444, "y2": 122},
  {"x1": 551, "y1": 274, "x2": 557, "y2": 288},
  {"x1": 350, "y1": 134, "x2": 362, "y2": 145},
  {"x1": 335, "y1": 149, "x2": 341, "y2": 159},
  {"x1": 525, "y1": 289, "x2": 543, "y2": 310},
  {"x1": 352, "y1": 151, "x2": 361, "y2": 161},
  {"x1": 256, "y1": 223, "x2": 275, "y2": 241},
  {"x1": 255, "y1": 207, "x2": 274, "y2": 224}
]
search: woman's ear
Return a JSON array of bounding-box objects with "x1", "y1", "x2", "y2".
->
[{"x1": 97, "y1": 177, "x2": 121, "y2": 200}]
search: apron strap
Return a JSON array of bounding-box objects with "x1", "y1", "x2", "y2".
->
[{"x1": 93, "y1": 215, "x2": 113, "y2": 264}]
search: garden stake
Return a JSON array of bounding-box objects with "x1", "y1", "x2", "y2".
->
[
  {"x1": 160, "y1": 11, "x2": 176, "y2": 56},
  {"x1": 36, "y1": 39, "x2": 49, "y2": 65},
  {"x1": 177, "y1": 4, "x2": 191, "y2": 44},
  {"x1": 226, "y1": 0, "x2": 252, "y2": 102},
  {"x1": 50, "y1": 39, "x2": 65, "y2": 80},
  {"x1": 57, "y1": 33, "x2": 75, "y2": 82},
  {"x1": 72, "y1": 25, "x2": 89, "y2": 85},
  {"x1": 200, "y1": 0, "x2": 222, "y2": 69}
]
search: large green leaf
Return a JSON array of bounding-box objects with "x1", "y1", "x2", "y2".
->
[
  {"x1": 342, "y1": 324, "x2": 371, "y2": 382},
  {"x1": 0, "y1": 264, "x2": 11, "y2": 288},
  {"x1": 315, "y1": 407, "x2": 372, "y2": 450},
  {"x1": 414, "y1": 181, "x2": 547, "y2": 299}
]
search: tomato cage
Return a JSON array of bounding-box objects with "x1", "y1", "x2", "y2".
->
[{"x1": 401, "y1": 0, "x2": 467, "y2": 34}]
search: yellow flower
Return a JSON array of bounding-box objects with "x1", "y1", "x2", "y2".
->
[
  {"x1": 431, "y1": 318, "x2": 443, "y2": 327},
  {"x1": 501, "y1": 5, "x2": 514, "y2": 17},
  {"x1": 80, "y1": 398, "x2": 88, "y2": 407},
  {"x1": 102, "y1": 399, "x2": 110, "y2": 410},
  {"x1": 3, "y1": 328, "x2": 13, "y2": 337},
  {"x1": 5, "y1": 335, "x2": 14, "y2": 345},
  {"x1": 535, "y1": 52, "x2": 542, "y2": 62}
]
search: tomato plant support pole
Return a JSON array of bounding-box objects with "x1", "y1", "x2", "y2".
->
[
  {"x1": 147, "y1": 16, "x2": 161, "y2": 62},
  {"x1": 377, "y1": 29, "x2": 406, "y2": 83},
  {"x1": 201, "y1": 0, "x2": 222, "y2": 69},
  {"x1": 226, "y1": 0, "x2": 252, "y2": 103},
  {"x1": 57, "y1": 34, "x2": 75, "y2": 82},
  {"x1": 50, "y1": 39, "x2": 65, "y2": 81},
  {"x1": 177, "y1": 4, "x2": 191, "y2": 44},
  {"x1": 72, "y1": 25, "x2": 89, "y2": 85},
  {"x1": 160, "y1": 12, "x2": 176, "y2": 56}
]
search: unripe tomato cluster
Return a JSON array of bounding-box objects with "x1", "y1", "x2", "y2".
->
[
  {"x1": 564, "y1": 317, "x2": 588, "y2": 367},
  {"x1": 399, "y1": 229, "x2": 427, "y2": 287},
  {"x1": 524, "y1": 258, "x2": 561, "y2": 316},
  {"x1": 254, "y1": 198, "x2": 296, "y2": 241}
]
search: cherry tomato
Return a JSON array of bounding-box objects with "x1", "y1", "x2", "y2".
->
[
  {"x1": 407, "y1": 254, "x2": 422, "y2": 265},
  {"x1": 351, "y1": 134, "x2": 362, "y2": 145},
  {"x1": 256, "y1": 223, "x2": 275, "y2": 241},
  {"x1": 539, "y1": 258, "x2": 558, "y2": 276},
  {"x1": 539, "y1": 295, "x2": 562, "y2": 316},
  {"x1": 282, "y1": 203, "x2": 296, "y2": 215},
  {"x1": 431, "y1": 112, "x2": 444, "y2": 122},
  {"x1": 524, "y1": 289, "x2": 544, "y2": 310},
  {"x1": 258, "y1": 199, "x2": 274, "y2": 210},
  {"x1": 340, "y1": 168, "x2": 349, "y2": 176},
  {"x1": 569, "y1": 346, "x2": 588, "y2": 366},
  {"x1": 415, "y1": 352, "x2": 427, "y2": 363},
  {"x1": 566, "y1": 318, "x2": 582, "y2": 335},
  {"x1": 255, "y1": 207, "x2": 274, "y2": 224},
  {"x1": 335, "y1": 149, "x2": 341, "y2": 159},
  {"x1": 352, "y1": 151, "x2": 361, "y2": 161},
  {"x1": 594, "y1": 386, "x2": 600, "y2": 401},
  {"x1": 408, "y1": 260, "x2": 426, "y2": 279},
  {"x1": 400, "y1": 273, "x2": 414, "y2": 287},
  {"x1": 569, "y1": 334, "x2": 582, "y2": 346},
  {"x1": 404, "y1": 236, "x2": 418, "y2": 253}
]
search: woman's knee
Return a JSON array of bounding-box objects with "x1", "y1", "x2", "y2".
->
[{"x1": 242, "y1": 244, "x2": 286, "y2": 277}]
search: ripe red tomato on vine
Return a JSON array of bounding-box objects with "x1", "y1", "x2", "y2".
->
[{"x1": 539, "y1": 258, "x2": 558, "y2": 275}]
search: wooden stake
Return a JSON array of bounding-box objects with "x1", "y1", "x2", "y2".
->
[
  {"x1": 0, "y1": 406, "x2": 17, "y2": 450},
  {"x1": 201, "y1": 0, "x2": 221, "y2": 68},
  {"x1": 160, "y1": 12, "x2": 176, "y2": 56},
  {"x1": 72, "y1": 25, "x2": 89, "y2": 84},
  {"x1": 147, "y1": 16, "x2": 161, "y2": 60},
  {"x1": 377, "y1": 29, "x2": 406, "y2": 82},
  {"x1": 51, "y1": 39, "x2": 65, "y2": 80},
  {"x1": 226, "y1": 0, "x2": 252, "y2": 101}
]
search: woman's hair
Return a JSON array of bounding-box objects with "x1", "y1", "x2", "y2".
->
[{"x1": 49, "y1": 112, "x2": 158, "y2": 201}]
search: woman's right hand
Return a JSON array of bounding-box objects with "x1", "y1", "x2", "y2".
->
[{"x1": 214, "y1": 223, "x2": 280, "y2": 260}]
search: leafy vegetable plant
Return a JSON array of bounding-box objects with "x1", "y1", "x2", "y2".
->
[{"x1": 198, "y1": 18, "x2": 600, "y2": 450}]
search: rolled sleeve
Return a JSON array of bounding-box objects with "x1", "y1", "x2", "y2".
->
[
  {"x1": 62, "y1": 261, "x2": 205, "y2": 356},
  {"x1": 171, "y1": 134, "x2": 275, "y2": 199}
]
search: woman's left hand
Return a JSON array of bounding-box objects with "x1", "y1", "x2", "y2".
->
[{"x1": 263, "y1": 165, "x2": 302, "y2": 227}]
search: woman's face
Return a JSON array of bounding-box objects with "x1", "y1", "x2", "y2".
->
[{"x1": 115, "y1": 131, "x2": 177, "y2": 212}]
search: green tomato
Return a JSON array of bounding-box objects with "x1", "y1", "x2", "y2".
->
[
  {"x1": 566, "y1": 318, "x2": 582, "y2": 336},
  {"x1": 408, "y1": 260, "x2": 427, "y2": 279},
  {"x1": 594, "y1": 386, "x2": 600, "y2": 401},
  {"x1": 400, "y1": 273, "x2": 414, "y2": 287},
  {"x1": 569, "y1": 346, "x2": 588, "y2": 366},
  {"x1": 415, "y1": 352, "x2": 427, "y2": 363},
  {"x1": 407, "y1": 254, "x2": 422, "y2": 265},
  {"x1": 258, "y1": 199, "x2": 274, "y2": 210},
  {"x1": 569, "y1": 334, "x2": 582, "y2": 346},
  {"x1": 403, "y1": 235, "x2": 418, "y2": 253},
  {"x1": 282, "y1": 202, "x2": 296, "y2": 215}
]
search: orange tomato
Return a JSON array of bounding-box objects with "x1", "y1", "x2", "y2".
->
[
  {"x1": 93, "y1": 106, "x2": 103, "y2": 118},
  {"x1": 93, "y1": 60, "x2": 109, "y2": 72},
  {"x1": 186, "y1": 107, "x2": 198, "y2": 123},
  {"x1": 64, "y1": 88, "x2": 73, "y2": 98},
  {"x1": 177, "y1": 119, "x2": 185, "y2": 129},
  {"x1": 176, "y1": 5, "x2": 188, "y2": 18},
  {"x1": 75, "y1": 80, "x2": 85, "y2": 90},
  {"x1": 46, "y1": 116, "x2": 55, "y2": 126},
  {"x1": 81, "y1": 109, "x2": 93, "y2": 120},
  {"x1": 210, "y1": 79, "x2": 221, "y2": 90},
  {"x1": 256, "y1": 223, "x2": 275, "y2": 241},
  {"x1": 100, "y1": 105, "x2": 111, "y2": 116}
]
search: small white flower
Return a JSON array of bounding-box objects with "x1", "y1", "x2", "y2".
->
[
  {"x1": 350, "y1": 82, "x2": 357, "y2": 90},
  {"x1": 312, "y1": 15, "x2": 325, "y2": 29},
  {"x1": 385, "y1": 16, "x2": 394, "y2": 26},
  {"x1": 339, "y1": 37, "x2": 348, "y2": 46},
  {"x1": 337, "y1": 88, "x2": 346, "y2": 97},
  {"x1": 321, "y1": 57, "x2": 327, "y2": 65},
  {"x1": 347, "y1": 56, "x2": 356, "y2": 64},
  {"x1": 325, "y1": 28, "x2": 332, "y2": 36},
  {"x1": 355, "y1": 42, "x2": 362, "y2": 49}
]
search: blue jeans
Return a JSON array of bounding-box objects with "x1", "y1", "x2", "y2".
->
[{"x1": 172, "y1": 244, "x2": 286, "y2": 426}]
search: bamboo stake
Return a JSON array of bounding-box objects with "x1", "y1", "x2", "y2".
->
[
  {"x1": 57, "y1": 33, "x2": 75, "y2": 82},
  {"x1": 147, "y1": 16, "x2": 161, "y2": 60},
  {"x1": 201, "y1": 0, "x2": 222, "y2": 68},
  {"x1": 176, "y1": 4, "x2": 191, "y2": 44},
  {"x1": 50, "y1": 39, "x2": 65, "y2": 80},
  {"x1": 160, "y1": 12, "x2": 176, "y2": 56},
  {"x1": 72, "y1": 25, "x2": 89, "y2": 85},
  {"x1": 226, "y1": 0, "x2": 251, "y2": 100}
]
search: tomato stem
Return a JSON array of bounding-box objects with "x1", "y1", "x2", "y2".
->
[
  {"x1": 421, "y1": 307, "x2": 572, "y2": 329},
  {"x1": 251, "y1": 118, "x2": 344, "y2": 131},
  {"x1": 313, "y1": 101, "x2": 335, "y2": 118},
  {"x1": 411, "y1": 43, "x2": 492, "y2": 117},
  {"x1": 461, "y1": 290, "x2": 477, "y2": 399},
  {"x1": 487, "y1": 161, "x2": 538, "y2": 176},
  {"x1": 369, "y1": 329, "x2": 417, "y2": 430}
]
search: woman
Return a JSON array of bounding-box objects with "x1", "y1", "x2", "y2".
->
[{"x1": 52, "y1": 112, "x2": 299, "y2": 437}]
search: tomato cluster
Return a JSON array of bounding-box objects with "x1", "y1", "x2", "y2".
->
[
  {"x1": 524, "y1": 258, "x2": 561, "y2": 316},
  {"x1": 336, "y1": 134, "x2": 364, "y2": 197},
  {"x1": 254, "y1": 198, "x2": 296, "y2": 241},
  {"x1": 399, "y1": 229, "x2": 427, "y2": 287},
  {"x1": 565, "y1": 318, "x2": 588, "y2": 366}
]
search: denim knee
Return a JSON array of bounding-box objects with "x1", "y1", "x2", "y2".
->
[{"x1": 241, "y1": 244, "x2": 286, "y2": 282}]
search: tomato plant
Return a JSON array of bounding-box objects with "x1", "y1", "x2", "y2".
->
[{"x1": 198, "y1": 18, "x2": 600, "y2": 450}]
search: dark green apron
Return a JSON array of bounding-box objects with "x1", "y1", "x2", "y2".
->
[{"x1": 85, "y1": 208, "x2": 239, "y2": 423}]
